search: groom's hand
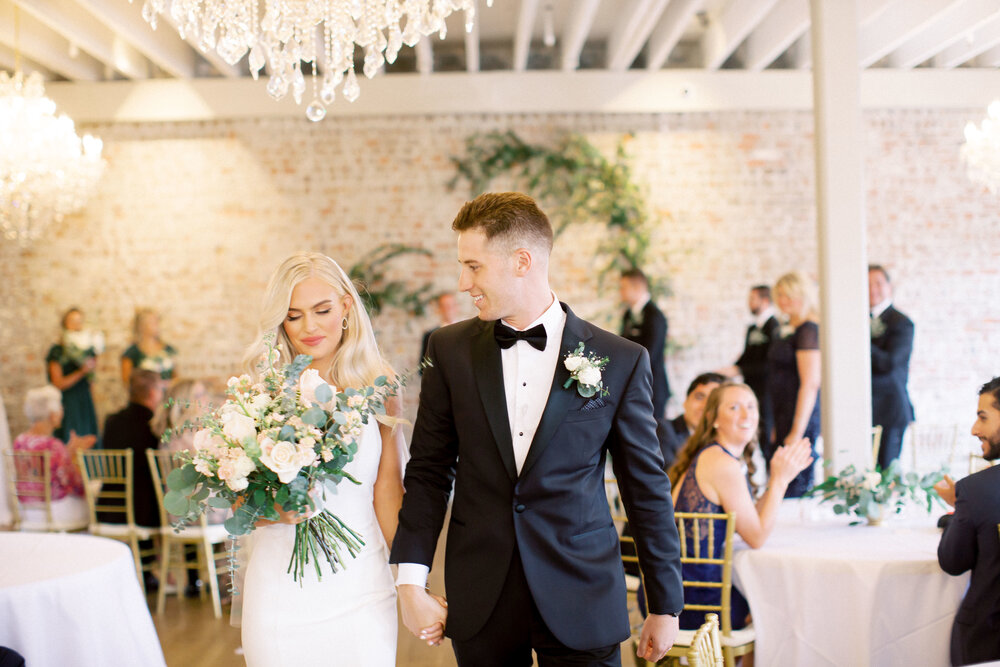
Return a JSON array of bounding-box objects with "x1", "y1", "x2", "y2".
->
[
  {"x1": 398, "y1": 584, "x2": 448, "y2": 647},
  {"x1": 636, "y1": 613, "x2": 679, "y2": 663}
]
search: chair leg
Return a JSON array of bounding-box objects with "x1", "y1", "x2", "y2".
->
[
  {"x1": 724, "y1": 646, "x2": 735, "y2": 667},
  {"x1": 130, "y1": 535, "x2": 145, "y2": 595},
  {"x1": 157, "y1": 539, "x2": 172, "y2": 614},
  {"x1": 202, "y1": 539, "x2": 222, "y2": 619}
]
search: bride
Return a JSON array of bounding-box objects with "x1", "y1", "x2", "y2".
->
[{"x1": 238, "y1": 252, "x2": 404, "y2": 666}]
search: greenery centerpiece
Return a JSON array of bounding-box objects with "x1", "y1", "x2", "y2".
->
[{"x1": 809, "y1": 460, "x2": 946, "y2": 525}]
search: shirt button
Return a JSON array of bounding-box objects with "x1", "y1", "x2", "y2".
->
[
  {"x1": 515, "y1": 504, "x2": 526, "y2": 513},
  {"x1": 522, "y1": 382, "x2": 527, "y2": 387}
]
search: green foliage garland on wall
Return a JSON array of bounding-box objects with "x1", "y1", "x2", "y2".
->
[
  {"x1": 348, "y1": 243, "x2": 435, "y2": 317},
  {"x1": 449, "y1": 130, "x2": 667, "y2": 295}
]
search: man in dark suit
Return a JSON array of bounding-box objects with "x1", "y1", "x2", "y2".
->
[
  {"x1": 620, "y1": 269, "x2": 670, "y2": 420},
  {"x1": 868, "y1": 265, "x2": 915, "y2": 468},
  {"x1": 102, "y1": 369, "x2": 164, "y2": 590},
  {"x1": 670, "y1": 372, "x2": 725, "y2": 444},
  {"x1": 722, "y1": 285, "x2": 780, "y2": 448},
  {"x1": 418, "y1": 292, "x2": 460, "y2": 370},
  {"x1": 936, "y1": 376, "x2": 1000, "y2": 666},
  {"x1": 391, "y1": 193, "x2": 683, "y2": 666}
]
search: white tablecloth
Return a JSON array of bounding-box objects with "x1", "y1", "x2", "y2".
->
[
  {"x1": 732, "y1": 500, "x2": 969, "y2": 667},
  {"x1": 0, "y1": 532, "x2": 166, "y2": 667}
]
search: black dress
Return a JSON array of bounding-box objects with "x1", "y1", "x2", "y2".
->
[{"x1": 766, "y1": 321, "x2": 820, "y2": 498}]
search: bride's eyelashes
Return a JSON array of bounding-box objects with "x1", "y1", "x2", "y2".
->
[{"x1": 286, "y1": 308, "x2": 332, "y2": 322}]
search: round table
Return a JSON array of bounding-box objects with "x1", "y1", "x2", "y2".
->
[
  {"x1": 0, "y1": 532, "x2": 166, "y2": 667},
  {"x1": 732, "y1": 500, "x2": 969, "y2": 666}
]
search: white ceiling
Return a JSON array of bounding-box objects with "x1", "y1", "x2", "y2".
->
[{"x1": 2, "y1": 0, "x2": 999, "y2": 85}]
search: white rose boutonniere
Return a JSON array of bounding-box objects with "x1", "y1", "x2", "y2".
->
[{"x1": 562, "y1": 342, "x2": 609, "y2": 398}]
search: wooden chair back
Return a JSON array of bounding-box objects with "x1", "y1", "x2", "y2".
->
[
  {"x1": 907, "y1": 424, "x2": 959, "y2": 474},
  {"x1": 674, "y1": 511, "x2": 737, "y2": 634},
  {"x1": 687, "y1": 613, "x2": 724, "y2": 667},
  {"x1": 77, "y1": 449, "x2": 135, "y2": 528}
]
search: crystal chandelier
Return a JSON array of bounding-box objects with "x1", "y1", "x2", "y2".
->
[
  {"x1": 0, "y1": 71, "x2": 105, "y2": 244},
  {"x1": 139, "y1": 0, "x2": 491, "y2": 122},
  {"x1": 961, "y1": 100, "x2": 1000, "y2": 194}
]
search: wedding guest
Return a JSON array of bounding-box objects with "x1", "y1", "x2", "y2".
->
[
  {"x1": 419, "y1": 292, "x2": 460, "y2": 368},
  {"x1": 12, "y1": 386, "x2": 95, "y2": 520},
  {"x1": 46, "y1": 307, "x2": 101, "y2": 444},
  {"x1": 103, "y1": 369, "x2": 164, "y2": 590},
  {"x1": 121, "y1": 308, "x2": 178, "y2": 386},
  {"x1": 151, "y1": 378, "x2": 209, "y2": 454},
  {"x1": 767, "y1": 272, "x2": 821, "y2": 498},
  {"x1": 935, "y1": 377, "x2": 1000, "y2": 666},
  {"x1": 665, "y1": 383, "x2": 812, "y2": 632},
  {"x1": 868, "y1": 265, "x2": 915, "y2": 468},
  {"x1": 670, "y1": 373, "x2": 725, "y2": 443},
  {"x1": 719, "y1": 285, "x2": 780, "y2": 449},
  {"x1": 620, "y1": 268, "x2": 671, "y2": 419}
]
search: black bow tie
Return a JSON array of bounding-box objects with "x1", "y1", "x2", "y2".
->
[{"x1": 494, "y1": 322, "x2": 547, "y2": 351}]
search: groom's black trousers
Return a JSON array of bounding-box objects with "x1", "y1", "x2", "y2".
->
[{"x1": 450, "y1": 546, "x2": 620, "y2": 667}]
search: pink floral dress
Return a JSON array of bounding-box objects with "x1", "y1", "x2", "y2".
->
[{"x1": 12, "y1": 432, "x2": 84, "y2": 501}]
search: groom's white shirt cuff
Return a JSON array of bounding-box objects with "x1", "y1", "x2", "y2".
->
[{"x1": 396, "y1": 563, "x2": 429, "y2": 588}]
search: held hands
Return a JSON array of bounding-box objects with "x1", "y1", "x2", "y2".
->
[
  {"x1": 635, "y1": 613, "x2": 679, "y2": 663},
  {"x1": 398, "y1": 584, "x2": 448, "y2": 647},
  {"x1": 772, "y1": 437, "x2": 814, "y2": 487},
  {"x1": 933, "y1": 475, "x2": 956, "y2": 507}
]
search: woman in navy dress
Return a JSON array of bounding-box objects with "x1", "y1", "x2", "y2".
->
[
  {"x1": 667, "y1": 383, "x2": 813, "y2": 632},
  {"x1": 766, "y1": 272, "x2": 821, "y2": 497}
]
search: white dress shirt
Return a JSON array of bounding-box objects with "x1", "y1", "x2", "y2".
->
[
  {"x1": 396, "y1": 294, "x2": 566, "y2": 589},
  {"x1": 751, "y1": 305, "x2": 777, "y2": 329},
  {"x1": 871, "y1": 299, "x2": 892, "y2": 319}
]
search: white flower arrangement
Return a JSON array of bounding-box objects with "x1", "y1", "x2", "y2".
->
[
  {"x1": 164, "y1": 334, "x2": 399, "y2": 582},
  {"x1": 809, "y1": 460, "x2": 945, "y2": 525},
  {"x1": 563, "y1": 342, "x2": 609, "y2": 398}
]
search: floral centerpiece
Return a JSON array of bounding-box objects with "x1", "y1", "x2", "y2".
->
[
  {"x1": 809, "y1": 460, "x2": 946, "y2": 525},
  {"x1": 163, "y1": 335, "x2": 398, "y2": 582}
]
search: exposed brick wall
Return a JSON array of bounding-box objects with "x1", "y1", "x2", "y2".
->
[{"x1": 1, "y1": 109, "x2": 996, "y2": 459}]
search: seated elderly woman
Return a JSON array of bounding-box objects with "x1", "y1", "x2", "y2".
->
[
  {"x1": 666, "y1": 382, "x2": 813, "y2": 631},
  {"x1": 12, "y1": 385, "x2": 96, "y2": 523}
]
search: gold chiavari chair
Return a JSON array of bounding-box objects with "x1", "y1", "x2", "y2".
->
[
  {"x1": 687, "y1": 613, "x2": 724, "y2": 667},
  {"x1": 77, "y1": 449, "x2": 158, "y2": 594},
  {"x1": 147, "y1": 449, "x2": 231, "y2": 618},
  {"x1": 633, "y1": 511, "x2": 754, "y2": 667},
  {"x1": 871, "y1": 425, "x2": 883, "y2": 468},
  {"x1": 3, "y1": 449, "x2": 89, "y2": 532},
  {"x1": 606, "y1": 476, "x2": 641, "y2": 614},
  {"x1": 906, "y1": 423, "x2": 960, "y2": 475}
]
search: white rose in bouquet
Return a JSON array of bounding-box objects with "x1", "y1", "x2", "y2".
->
[
  {"x1": 192, "y1": 429, "x2": 225, "y2": 455},
  {"x1": 259, "y1": 439, "x2": 307, "y2": 483},
  {"x1": 578, "y1": 366, "x2": 602, "y2": 387},
  {"x1": 222, "y1": 412, "x2": 257, "y2": 444},
  {"x1": 299, "y1": 368, "x2": 335, "y2": 410}
]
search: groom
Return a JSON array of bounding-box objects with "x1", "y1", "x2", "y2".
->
[{"x1": 391, "y1": 192, "x2": 683, "y2": 666}]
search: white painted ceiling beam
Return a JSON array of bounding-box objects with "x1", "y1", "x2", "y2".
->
[
  {"x1": 702, "y1": 0, "x2": 780, "y2": 70},
  {"x1": 560, "y1": 0, "x2": 600, "y2": 71},
  {"x1": 0, "y1": 42, "x2": 55, "y2": 78},
  {"x1": 889, "y1": 0, "x2": 1000, "y2": 68},
  {"x1": 974, "y1": 42, "x2": 1000, "y2": 67},
  {"x1": 513, "y1": 0, "x2": 539, "y2": 72},
  {"x1": 608, "y1": 0, "x2": 670, "y2": 71},
  {"x1": 793, "y1": 31, "x2": 811, "y2": 69},
  {"x1": 0, "y1": 1, "x2": 104, "y2": 80},
  {"x1": 465, "y1": 0, "x2": 480, "y2": 72},
  {"x1": 72, "y1": 0, "x2": 197, "y2": 78},
  {"x1": 13, "y1": 0, "x2": 147, "y2": 79},
  {"x1": 934, "y1": 12, "x2": 1000, "y2": 67},
  {"x1": 744, "y1": 0, "x2": 809, "y2": 71},
  {"x1": 859, "y1": 0, "x2": 898, "y2": 26},
  {"x1": 646, "y1": 0, "x2": 704, "y2": 70},
  {"x1": 858, "y1": 0, "x2": 962, "y2": 68}
]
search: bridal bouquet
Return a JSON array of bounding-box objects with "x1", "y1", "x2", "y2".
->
[
  {"x1": 809, "y1": 460, "x2": 945, "y2": 525},
  {"x1": 164, "y1": 335, "x2": 397, "y2": 582}
]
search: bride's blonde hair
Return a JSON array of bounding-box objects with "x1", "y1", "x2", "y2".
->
[{"x1": 243, "y1": 252, "x2": 390, "y2": 389}]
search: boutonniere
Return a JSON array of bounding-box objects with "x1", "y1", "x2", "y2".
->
[
  {"x1": 562, "y1": 342, "x2": 609, "y2": 398},
  {"x1": 870, "y1": 316, "x2": 886, "y2": 338},
  {"x1": 748, "y1": 329, "x2": 769, "y2": 346},
  {"x1": 779, "y1": 323, "x2": 795, "y2": 339}
]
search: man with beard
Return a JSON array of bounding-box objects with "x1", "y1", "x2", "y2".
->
[{"x1": 936, "y1": 376, "x2": 1000, "y2": 666}]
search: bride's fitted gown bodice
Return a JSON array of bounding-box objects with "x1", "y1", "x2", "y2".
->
[{"x1": 241, "y1": 419, "x2": 396, "y2": 666}]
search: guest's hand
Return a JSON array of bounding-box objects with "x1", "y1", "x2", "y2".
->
[
  {"x1": 67, "y1": 431, "x2": 97, "y2": 451},
  {"x1": 636, "y1": 613, "x2": 679, "y2": 662},
  {"x1": 398, "y1": 584, "x2": 448, "y2": 646},
  {"x1": 82, "y1": 357, "x2": 97, "y2": 372},
  {"x1": 771, "y1": 437, "x2": 814, "y2": 487},
  {"x1": 933, "y1": 475, "x2": 956, "y2": 507}
]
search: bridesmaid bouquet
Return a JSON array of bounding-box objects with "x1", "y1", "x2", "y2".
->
[{"x1": 164, "y1": 335, "x2": 398, "y2": 582}]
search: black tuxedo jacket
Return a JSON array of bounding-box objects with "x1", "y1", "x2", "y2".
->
[
  {"x1": 621, "y1": 300, "x2": 670, "y2": 417},
  {"x1": 870, "y1": 306, "x2": 915, "y2": 429},
  {"x1": 669, "y1": 414, "x2": 691, "y2": 445},
  {"x1": 938, "y1": 464, "x2": 1000, "y2": 665},
  {"x1": 735, "y1": 315, "x2": 780, "y2": 398},
  {"x1": 391, "y1": 304, "x2": 684, "y2": 650}
]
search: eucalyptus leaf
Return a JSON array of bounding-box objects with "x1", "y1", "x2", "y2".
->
[
  {"x1": 278, "y1": 424, "x2": 296, "y2": 441},
  {"x1": 314, "y1": 383, "x2": 333, "y2": 404},
  {"x1": 164, "y1": 491, "x2": 191, "y2": 516},
  {"x1": 166, "y1": 467, "x2": 188, "y2": 491},
  {"x1": 207, "y1": 496, "x2": 232, "y2": 509},
  {"x1": 302, "y1": 407, "x2": 327, "y2": 427},
  {"x1": 192, "y1": 486, "x2": 210, "y2": 502},
  {"x1": 180, "y1": 464, "x2": 201, "y2": 486}
]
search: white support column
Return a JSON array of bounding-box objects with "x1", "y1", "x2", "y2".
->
[{"x1": 810, "y1": 0, "x2": 871, "y2": 472}]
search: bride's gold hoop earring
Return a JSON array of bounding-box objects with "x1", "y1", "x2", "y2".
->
[{"x1": 341, "y1": 316, "x2": 349, "y2": 330}]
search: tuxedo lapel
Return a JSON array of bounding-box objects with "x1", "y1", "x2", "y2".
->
[
  {"x1": 471, "y1": 322, "x2": 517, "y2": 481},
  {"x1": 519, "y1": 305, "x2": 591, "y2": 480}
]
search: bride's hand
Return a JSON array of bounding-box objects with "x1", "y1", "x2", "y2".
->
[{"x1": 398, "y1": 585, "x2": 448, "y2": 646}]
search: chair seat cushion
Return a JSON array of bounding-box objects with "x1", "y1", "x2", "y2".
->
[
  {"x1": 169, "y1": 523, "x2": 230, "y2": 543},
  {"x1": 91, "y1": 523, "x2": 155, "y2": 540}
]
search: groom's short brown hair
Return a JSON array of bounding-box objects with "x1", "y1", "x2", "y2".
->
[{"x1": 452, "y1": 192, "x2": 554, "y2": 255}]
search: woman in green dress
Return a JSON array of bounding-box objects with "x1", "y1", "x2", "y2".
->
[
  {"x1": 46, "y1": 307, "x2": 101, "y2": 444},
  {"x1": 121, "y1": 308, "x2": 178, "y2": 385}
]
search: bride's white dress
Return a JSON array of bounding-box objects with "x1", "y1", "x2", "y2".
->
[{"x1": 241, "y1": 419, "x2": 397, "y2": 666}]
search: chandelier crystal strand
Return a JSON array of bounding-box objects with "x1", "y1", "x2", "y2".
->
[
  {"x1": 0, "y1": 71, "x2": 105, "y2": 245},
  {"x1": 139, "y1": 0, "x2": 488, "y2": 120},
  {"x1": 961, "y1": 100, "x2": 1000, "y2": 194}
]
